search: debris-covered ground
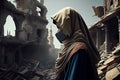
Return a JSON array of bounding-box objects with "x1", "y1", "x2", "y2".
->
[
  {"x1": 0, "y1": 55, "x2": 56, "y2": 80},
  {"x1": 98, "y1": 44, "x2": 120, "y2": 80}
]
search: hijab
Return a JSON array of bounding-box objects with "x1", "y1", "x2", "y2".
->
[{"x1": 51, "y1": 7, "x2": 100, "y2": 74}]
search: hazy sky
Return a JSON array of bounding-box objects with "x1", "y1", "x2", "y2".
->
[{"x1": 4, "y1": 0, "x2": 103, "y2": 48}]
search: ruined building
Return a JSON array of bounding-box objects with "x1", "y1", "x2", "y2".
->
[
  {"x1": 91, "y1": 0, "x2": 120, "y2": 80},
  {"x1": 0, "y1": 0, "x2": 52, "y2": 80},
  {"x1": 15, "y1": 0, "x2": 48, "y2": 41}
]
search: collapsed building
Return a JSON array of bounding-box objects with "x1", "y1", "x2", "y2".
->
[
  {"x1": 91, "y1": 0, "x2": 120, "y2": 80},
  {"x1": 0, "y1": 0, "x2": 55, "y2": 80}
]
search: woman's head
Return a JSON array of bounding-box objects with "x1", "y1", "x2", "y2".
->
[
  {"x1": 51, "y1": 7, "x2": 87, "y2": 44},
  {"x1": 51, "y1": 7, "x2": 73, "y2": 34},
  {"x1": 51, "y1": 7, "x2": 100, "y2": 64}
]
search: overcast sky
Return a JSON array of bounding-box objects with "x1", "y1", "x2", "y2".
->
[{"x1": 4, "y1": 0, "x2": 103, "y2": 48}]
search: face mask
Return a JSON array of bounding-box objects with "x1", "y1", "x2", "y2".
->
[{"x1": 55, "y1": 30, "x2": 67, "y2": 43}]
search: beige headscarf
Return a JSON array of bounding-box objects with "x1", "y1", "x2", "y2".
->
[{"x1": 51, "y1": 7, "x2": 100, "y2": 74}]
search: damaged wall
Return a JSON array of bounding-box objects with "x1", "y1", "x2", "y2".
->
[
  {"x1": 15, "y1": 0, "x2": 48, "y2": 41},
  {"x1": 90, "y1": 0, "x2": 120, "y2": 80},
  {"x1": 0, "y1": 0, "x2": 50, "y2": 69}
]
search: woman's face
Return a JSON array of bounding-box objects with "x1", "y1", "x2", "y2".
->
[{"x1": 55, "y1": 24, "x2": 68, "y2": 43}]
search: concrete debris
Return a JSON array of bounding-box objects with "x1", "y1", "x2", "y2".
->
[{"x1": 98, "y1": 46, "x2": 120, "y2": 80}]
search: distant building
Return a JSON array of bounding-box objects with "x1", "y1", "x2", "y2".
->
[
  {"x1": 48, "y1": 26, "x2": 54, "y2": 48},
  {"x1": 48, "y1": 26, "x2": 59, "y2": 59}
]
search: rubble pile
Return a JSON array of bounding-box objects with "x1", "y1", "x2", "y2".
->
[
  {"x1": 98, "y1": 44, "x2": 120, "y2": 80},
  {"x1": 0, "y1": 56, "x2": 56, "y2": 80}
]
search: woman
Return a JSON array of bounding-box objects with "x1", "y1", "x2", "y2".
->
[{"x1": 51, "y1": 7, "x2": 100, "y2": 80}]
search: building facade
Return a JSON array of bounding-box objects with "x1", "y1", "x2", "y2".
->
[
  {"x1": 91, "y1": 0, "x2": 120, "y2": 79},
  {"x1": 90, "y1": 0, "x2": 120, "y2": 54},
  {"x1": 0, "y1": 0, "x2": 49, "y2": 69}
]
